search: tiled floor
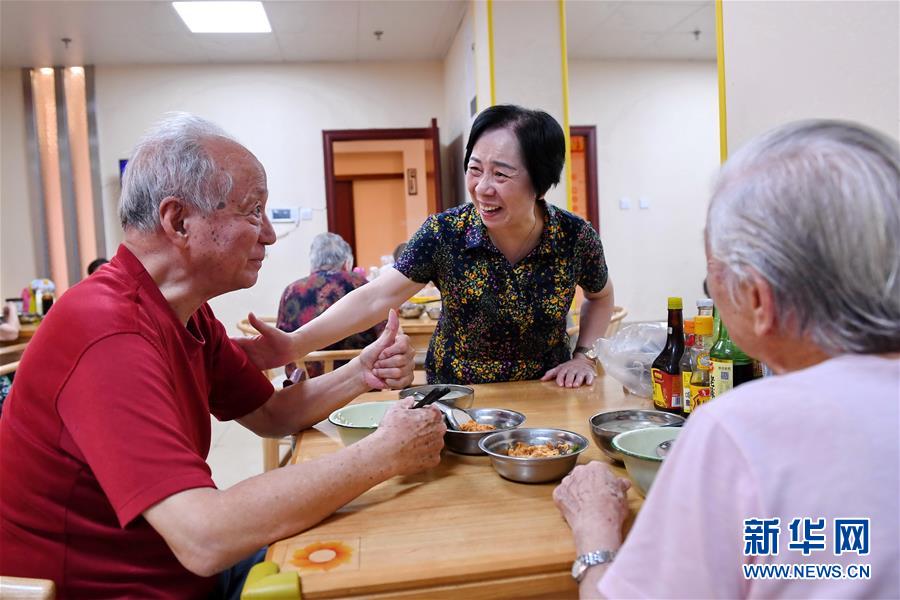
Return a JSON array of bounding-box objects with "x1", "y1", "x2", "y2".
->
[{"x1": 207, "y1": 416, "x2": 267, "y2": 489}]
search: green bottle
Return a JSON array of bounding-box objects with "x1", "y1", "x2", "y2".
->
[{"x1": 709, "y1": 320, "x2": 755, "y2": 399}]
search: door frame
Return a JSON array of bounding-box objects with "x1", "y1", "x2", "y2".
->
[
  {"x1": 570, "y1": 125, "x2": 599, "y2": 231},
  {"x1": 322, "y1": 120, "x2": 443, "y2": 238}
]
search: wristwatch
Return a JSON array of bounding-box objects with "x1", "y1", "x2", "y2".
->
[
  {"x1": 573, "y1": 345, "x2": 597, "y2": 361},
  {"x1": 571, "y1": 549, "x2": 616, "y2": 583}
]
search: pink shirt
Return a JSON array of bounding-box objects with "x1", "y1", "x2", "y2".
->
[{"x1": 600, "y1": 354, "x2": 900, "y2": 599}]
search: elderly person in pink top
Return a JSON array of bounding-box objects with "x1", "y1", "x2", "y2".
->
[{"x1": 554, "y1": 120, "x2": 900, "y2": 598}]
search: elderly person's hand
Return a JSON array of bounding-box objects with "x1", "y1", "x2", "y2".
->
[
  {"x1": 359, "y1": 310, "x2": 416, "y2": 389},
  {"x1": 541, "y1": 356, "x2": 597, "y2": 388},
  {"x1": 553, "y1": 462, "x2": 631, "y2": 552},
  {"x1": 372, "y1": 398, "x2": 445, "y2": 476}
]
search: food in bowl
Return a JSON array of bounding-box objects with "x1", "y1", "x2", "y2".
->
[
  {"x1": 611, "y1": 426, "x2": 681, "y2": 496},
  {"x1": 507, "y1": 441, "x2": 574, "y2": 457},
  {"x1": 443, "y1": 408, "x2": 525, "y2": 454},
  {"x1": 328, "y1": 401, "x2": 396, "y2": 446},
  {"x1": 479, "y1": 428, "x2": 588, "y2": 483},
  {"x1": 458, "y1": 421, "x2": 496, "y2": 432}
]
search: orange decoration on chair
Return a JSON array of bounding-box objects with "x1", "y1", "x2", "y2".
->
[{"x1": 290, "y1": 541, "x2": 354, "y2": 571}]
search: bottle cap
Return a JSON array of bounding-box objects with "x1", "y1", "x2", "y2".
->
[
  {"x1": 695, "y1": 315, "x2": 714, "y2": 335},
  {"x1": 667, "y1": 297, "x2": 683, "y2": 310},
  {"x1": 684, "y1": 319, "x2": 695, "y2": 334},
  {"x1": 697, "y1": 298, "x2": 714, "y2": 308}
]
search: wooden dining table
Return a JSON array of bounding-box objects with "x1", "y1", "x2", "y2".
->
[
  {"x1": 267, "y1": 375, "x2": 651, "y2": 599},
  {"x1": 397, "y1": 314, "x2": 437, "y2": 353}
]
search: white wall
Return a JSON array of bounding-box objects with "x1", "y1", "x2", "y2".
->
[
  {"x1": 442, "y1": 3, "x2": 475, "y2": 207},
  {"x1": 0, "y1": 67, "x2": 38, "y2": 300},
  {"x1": 94, "y1": 62, "x2": 445, "y2": 334},
  {"x1": 569, "y1": 60, "x2": 719, "y2": 323},
  {"x1": 723, "y1": 0, "x2": 899, "y2": 149}
]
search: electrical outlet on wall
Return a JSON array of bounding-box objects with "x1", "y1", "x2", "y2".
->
[
  {"x1": 619, "y1": 197, "x2": 632, "y2": 210},
  {"x1": 639, "y1": 197, "x2": 651, "y2": 209}
]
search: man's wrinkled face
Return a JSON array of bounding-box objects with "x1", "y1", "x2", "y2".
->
[{"x1": 191, "y1": 138, "x2": 275, "y2": 295}]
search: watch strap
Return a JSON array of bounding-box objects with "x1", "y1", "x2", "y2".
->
[
  {"x1": 573, "y1": 345, "x2": 596, "y2": 360},
  {"x1": 572, "y1": 549, "x2": 616, "y2": 583}
]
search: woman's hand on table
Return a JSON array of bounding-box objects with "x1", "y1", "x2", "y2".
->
[
  {"x1": 232, "y1": 312, "x2": 296, "y2": 370},
  {"x1": 373, "y1": 399, "x2": 446, "y2": 476},
  {"x1": 541, "y1": 356, "x2": 597, "y2": 388},
  {"x1": 553, "y1": 462, "x2": 630, "y2": 552},
  {"x1": 359, "y1": 310, "x2": 416, "y2": 389}
]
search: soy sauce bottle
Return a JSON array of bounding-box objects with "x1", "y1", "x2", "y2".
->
[{"x1": 651, "y1": 297, "x2": 685, "y2": 414}]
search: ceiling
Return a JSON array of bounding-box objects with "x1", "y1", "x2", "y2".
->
[
  {"x1": 567, "y1": 1, "x2": 716, "y2": 61},
  {"x1": 0, "y1": 0, "x2": 715, "y2": 68}
]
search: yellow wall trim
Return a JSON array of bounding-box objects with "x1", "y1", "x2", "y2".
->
[
  {"x1": 559, "y1": 0, "x2": 573, "y2": 210},
  {"x1": 715, "y1": 0, "x2": 728, "y2": 162}
]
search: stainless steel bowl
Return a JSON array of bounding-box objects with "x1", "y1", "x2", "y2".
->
[
  {"x1": 399, "y1": 384, "x2": 474, "y2": 409},
  {"x1": 443, "y1": 408, "x2": 526, "y2": 455},
  {"x1": 589, "y1": 409, "x2": 684, "y2": 463},
  {"x1": 398, "y1": 302, "x2": 425, "y2": 319},
  {"x1": 478, "y1": 428, "x2": 589, "y2": 483}
]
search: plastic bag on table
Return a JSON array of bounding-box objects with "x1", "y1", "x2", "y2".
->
[{"x1": 593, "y1": 322, "x2": 667, "y2": 397}]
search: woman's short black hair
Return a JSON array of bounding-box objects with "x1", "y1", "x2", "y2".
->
[{"x1": 464, "y1": 105, "x2": 566, "y2": 200}]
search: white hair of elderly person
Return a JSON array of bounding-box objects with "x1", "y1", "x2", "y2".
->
[
  {"x1": 309, "y1": 232, "x2": 354, "y2": 273},
  {"x1": 553, "y1": 120, "x2": 899, "y2": 599}
]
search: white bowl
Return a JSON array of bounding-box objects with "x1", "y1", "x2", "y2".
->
[
  {"x1": 328, "y1": 401, "x2": 396, "y2": 446},
  {"x1": 611, "y1": 427, "x2": 680, "y2": 496}
]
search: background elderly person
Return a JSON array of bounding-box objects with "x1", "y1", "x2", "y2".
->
[
  {"x1": 554, "y1": 120, "x2": 899, "y2": 598},
  {"x1": 0, "y1": 114, "x2": 445, "y2": 598},
  {"x1": 277, "y1": 232, "x2": 383, "y2": 378},
  {"x1": 244, "y1": 105, "x2": 615, "y2": 387}
]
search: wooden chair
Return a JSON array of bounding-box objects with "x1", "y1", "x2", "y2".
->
[
  {"x1": 262, "y1": 348, "x2": 366, "y2": 472},
  {"x1": 236, "y1": 317, "x2": 277, "y2": 337},
  {"x1": 566, "y1": 306, "x2": 629, "y2": 343},
  {"x1": 0, "y1": 575, "x2": 56, "y2": 599}
]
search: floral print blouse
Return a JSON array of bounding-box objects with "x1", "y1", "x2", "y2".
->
[
  {"x1": 394, "y1": 201, "x2": 608, "y2": 384},
  {"x1": 277, "y1": 270, "x2": 383, "y2": 378}
]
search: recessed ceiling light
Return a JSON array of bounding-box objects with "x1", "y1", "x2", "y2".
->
[
  {"x1": 172, "y1": 1, "x2": 272, "y2": 33},
  {"x1": 39, "y1": 67, "x2": 54, "y2": 75},
  {"x1": 69, "y1": 66, "x2": 85, "y2": 75}
]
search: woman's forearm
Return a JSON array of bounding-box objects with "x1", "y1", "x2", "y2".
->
[
  {"x1": 576, "y1": 280, "x2": 615, "y2": 351},
  {"x1": 291, "y1": 269, "x2": 423, "y2": 357}
]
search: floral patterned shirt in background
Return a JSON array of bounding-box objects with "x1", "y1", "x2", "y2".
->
[
  {"x1": 394, "y1": 201, "x2": 608, "y2": 384},
  {"x1": 277, "y1": 270, "x2": 383, "y2": 378}
]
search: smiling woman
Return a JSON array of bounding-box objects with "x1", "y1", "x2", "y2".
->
[{"x1": 257, "y1": 105, "x2": 617, "y2": 388}]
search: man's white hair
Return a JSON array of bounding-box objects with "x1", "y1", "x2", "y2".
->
[{"x1": 119, "y1": 113, "x2": 236, "y2": 231}]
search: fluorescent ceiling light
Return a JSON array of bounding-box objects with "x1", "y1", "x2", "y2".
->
[{"x1": 173, "y1": 1, "x2": 272, "y2": 33}]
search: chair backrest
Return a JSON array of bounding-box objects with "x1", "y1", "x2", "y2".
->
[
  {"x1": 297, "y1": 349, "x2": 363, "y2": 375},
  {"x1": 0, "y1": 361, "x2": 20, "y2": 377},
  {"x1": 236, "y1": 317, "x2": 277, "y2": 337},
  {"x1": 605, "y1": 306, "x2": 628, "y2": 339}
]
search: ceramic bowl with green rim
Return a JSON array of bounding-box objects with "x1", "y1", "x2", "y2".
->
[
  {"x1": 328, "y1": 401, "x2": 396, "y2": 446},
  {"x1": 611, "y1": 426, "x2": 681, "y2": 496}
]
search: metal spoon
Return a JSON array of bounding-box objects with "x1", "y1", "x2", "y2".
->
[
  {"x1": 432, "y1": 400, "x2": 474, "y2": 431},
  {"x1": 655, "y1": 439, "x2": 674, "y2": 459}
]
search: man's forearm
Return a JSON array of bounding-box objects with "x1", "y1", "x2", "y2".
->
[
  {"x1": 145, "y1": 435, "x2": 396, "y2": 576},
  {"x1": 240, "y1": 359, "x2": 370, "y2": 437}
]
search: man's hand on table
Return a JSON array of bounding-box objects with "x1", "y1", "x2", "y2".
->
[
  {"x1": 359, "y1": 309, "x2": 416, "y2": 390},
  {"x1": 553, "y1": 462, "x2": 630, "y2": 553},
  {"x1": 372, "y1": 399, "x2": 446, "y2": 476},
  {"x1": 541, "y1": 356, "x2": 597, "y2": 388}
]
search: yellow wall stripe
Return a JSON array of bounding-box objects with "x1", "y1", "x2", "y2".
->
[
  {"x1": 486, "y1": 0, "x2": 496, "y2": 105},
  {"x1": 559, "y1": 0, "x2": 573, "y2": 211},
  {"x1": 715, "y1": 0, "x2": 728, "y2": 162}
]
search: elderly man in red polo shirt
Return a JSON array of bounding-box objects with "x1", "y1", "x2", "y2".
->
[{"x1": 0, "y1": 114, "x2": 445, "y2": 598}]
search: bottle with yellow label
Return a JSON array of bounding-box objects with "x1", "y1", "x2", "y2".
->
[
  {"x1": 709, "y1": 320, "x2": 755, "y2": 399},
  {"x1": 651, "y1": 297, "x2": 685, "y2": 414},
  {"x1": 680, "y1": 319, "x2": 695, "y2": 413},
  {"x1": 687, "y1": 315, "x2": 714, "y2": 413}
]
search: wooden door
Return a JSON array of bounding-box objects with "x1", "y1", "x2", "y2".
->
[{"x1": 333, "y1": 180, "x2": 356, "y2": 264}]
